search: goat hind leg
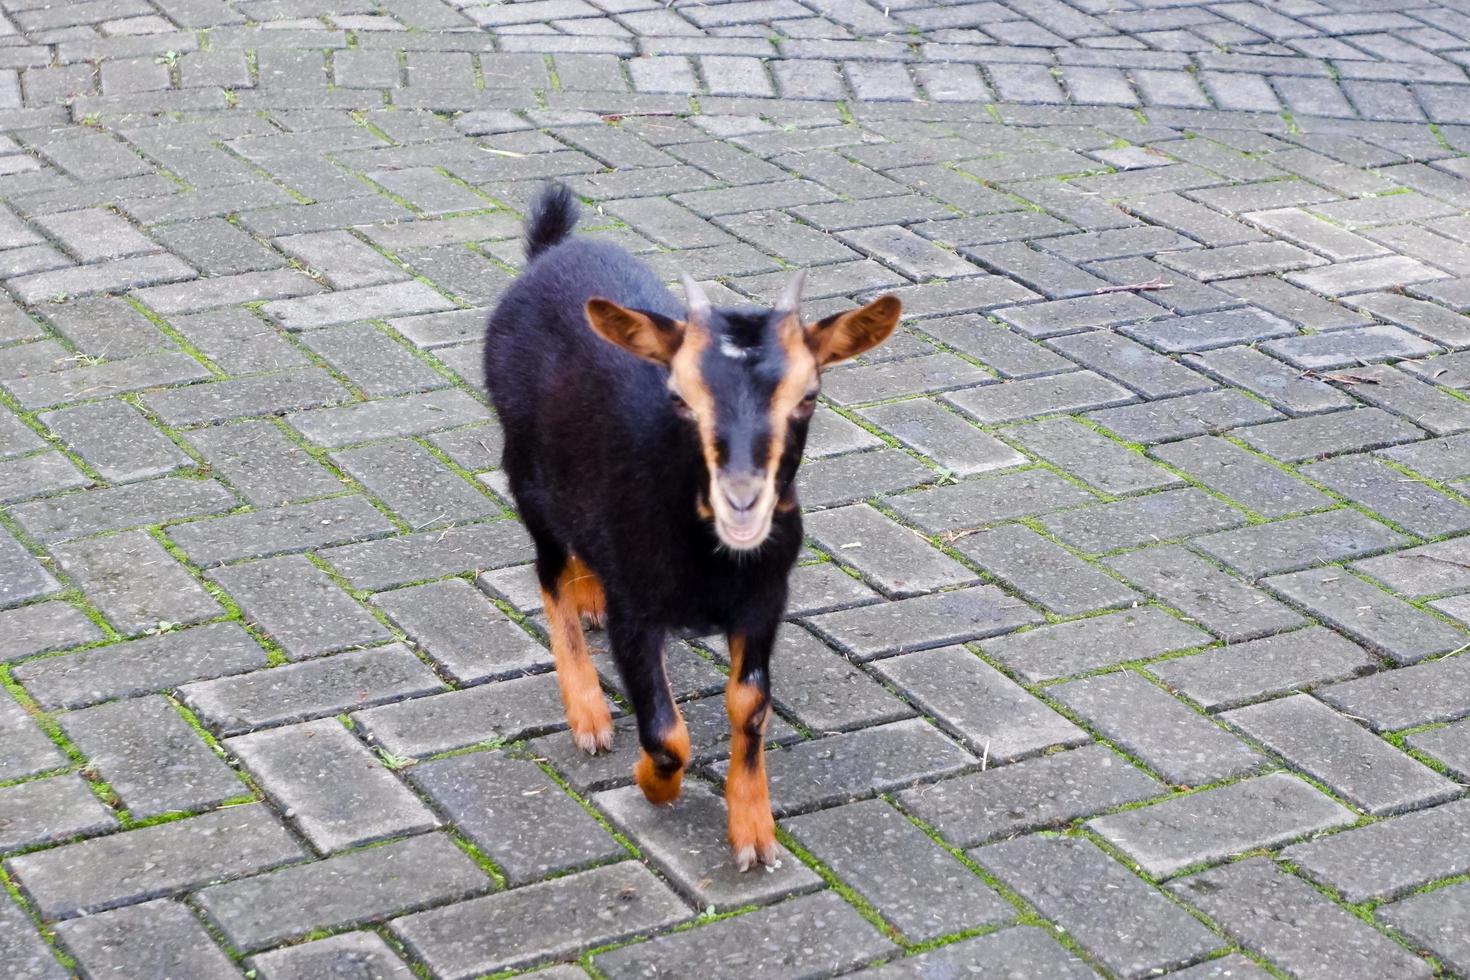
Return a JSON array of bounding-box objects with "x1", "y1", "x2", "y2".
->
[{"x1": 539, "y1": 562, "x2": 614, "y2": 755}]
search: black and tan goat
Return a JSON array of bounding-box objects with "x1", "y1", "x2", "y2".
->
[{"x1": 483, "y1": 184, "x2": 901, "y2": 868}]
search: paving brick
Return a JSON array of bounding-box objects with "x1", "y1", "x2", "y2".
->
[
  {"x1": 288, "y1": 388, "x2": 486, "y2": 447},
  {"x1": 9, "y1": 475, "x2": 238, "y2": 544},
  {"x1": 804, "y1": 585, "x2": 1042, "y2": 661},
  {"x1": 0, "y1": 527, "x2": 60, "y2": 608},
  {"x1": 1043, "y1": 488, "x2": 1247, "y2": 553},
  {"x1": 393, "y1": 861, "x2": 688, "y2": 978},
  {"x1": 823, "y1": 354, "x2": 993, "y2": 407},
  {"x1": 1264, "y1": 567, "x2": 1465, "y2": 664},
  {"x1": 1316, "y1": 652, "x2": 1470, "y2": 732},
  {"x1": 1088, "y1": 388, "x2": 1284, "y2": 443},
  {"x1": 1406, "y1": 719, "x2": 1470, "y2": 779},
  {"x1": 1150, "y1": 435, "x2": 1332, "y2": 517},
  {"x1": 320, "y1": 520, "x2": 532, "y2": 591},
  {"x1": 1262, "y1": 324, "x2": 1442, "y2": 371},
  {"x1": 351, "y1": 672, "x2": 568, "y2": 758},
  {"x1": 375, "y1": 577, "x2": 548, "y2": 683},
  {"x1": 1121, "y1": 307, "x2": 1297, "y2": 354},
  {"x1": 898, "y1": 743, "x2": 1163, "y2": 848},
  {"x1": 1332, "y1": 364, "x2": 1470, "y2": 436},
  {"x1": 1107, "y1": 543, "x2": 1305, "y2": 640},
  {"x1": 1194, "y1": 509, "x2": 1409, "y2": 579},
  {"x1": 247, "y1": 932, "x2": 417, "y2": 980},
  {"x1": 40, "y1": 398, "x2": 188, "y2": 483},
  {"x1": 1168, "y1": 859, "x2": 1432, "y2": 980},
  {"x1": 804, "y1": 504, "x2": 977, "y2": 598},
  {"x1": 1003, "y1": 417, "x2": 1179, "y2": 495},
  {"x1": 1303, "y1": 454, "x2": 1470, "y2": 536},
  {"x1": 984, "y1": 606, "x2": 1211, "y2": 681},
  {"x1": 301, "y1": 322, "x2": 449, "y2": 397},
  {"x1": 0, "y1": 689, "x2": 65, "y2": 780},
  {"x1": 54, "y1": 899, "x2": 241, "y2": 980},
  {"x1": 168, "y1": 495, "x2": 397, "y2": 568},
  {"x1": 1377, "y1": 881, "x2": 1470, "y2": 978},
  {"x1": 6, "y1": 803, "x2": 305, "y2": 919},
  {"x1": 0, "y1": 773, "x2": 115, "y2": 852},
  {"x1": 858, "y1": 398, "x2": 1026, "y2": 477},
  {"x1": 185, "y1": 420, "x2": 344, "y2": 508},
  {"x1": 1088, "y1": 774, "x2": 1356, "y2": 878},
  {"x1": 1047, "y1": 329, "x2": 1212, "y2": 399},
  {"x1": 1354, "y1": 538, "x2": 1470, "y2": 596},
  {"x1": 954, "y1": 523, "x2": 1141, "y2": 616},
  {"x1": 976, "y1": 835, "x2": 1222, "y2": 978},
  {"x1": 1187, "y1": 344, "x2": 1356, "y2": 416},
  {"x1": 210, "y1": 554, "x2": 390, "y2": 660},
  {"x1": 51, "y1": 529, "x2": 222, "y2": 637},
  {"x1": 1350, "y1": 289, "x2": 1470, "y2": 347},
  {"x1": 887, "y1": 467, "x2": 1096, "y2": 535},
  {"x1": 857, "y1": 926, "x2": 1097, "y2": 978},
  {"x1": 0, "y1": 890, "x2": 65, "y2": 979},
  {"x1": 1149, "y1": 628, "x2": 1376, "y2": 715}
]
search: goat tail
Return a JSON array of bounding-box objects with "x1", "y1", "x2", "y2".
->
[{"x1": 524, "y1": 183, "x2": 580, "y2": 261}]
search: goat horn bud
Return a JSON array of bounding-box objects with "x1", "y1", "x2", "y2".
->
[
  {"x1": 774, "y1": 269, "x2": 805, "y2": 319},
  {"x1": 680, "y1": 273, "x2": 712, "y2": 327}
]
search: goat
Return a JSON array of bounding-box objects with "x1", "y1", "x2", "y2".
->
[{"x1": 483, "y1": 184, "x2": 901, "y2": 869}]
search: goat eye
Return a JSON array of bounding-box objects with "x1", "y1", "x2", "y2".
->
[
  {"x1": 669, "y1": 392, "x2": 693, "y2": 417},
  {"x1": 802, "y1": 391, "x2": 818, "y2": 403}
]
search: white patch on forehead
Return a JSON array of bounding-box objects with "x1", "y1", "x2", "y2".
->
[{"x1": 719, "y1": 337, "x2": 754, "y2": 360}]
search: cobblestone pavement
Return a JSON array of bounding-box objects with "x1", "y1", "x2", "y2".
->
[{"x1": 3, "y1": 0, "x2": 1470, "y2": 977}]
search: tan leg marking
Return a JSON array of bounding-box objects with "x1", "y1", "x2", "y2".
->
[
  {"x1": 633, "y1": 709, "x2": 690, "y2": 805},
  {"x1": 540, "y1": 567, "x2": 613, "y2": 754},
  {"x1": 564, "y1": 555, "x2": 607, "y2": 629},
  {"x1": 726, "y1": 634, "x2": 777, "y2": 871}
]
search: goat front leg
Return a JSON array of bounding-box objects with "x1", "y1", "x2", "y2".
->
[
  {"x1": 608, "y1": 612, "x2": 689, "y2": 805},
  {"x1": 726, "y1": 623, "x2": 777, "y2": 871}
]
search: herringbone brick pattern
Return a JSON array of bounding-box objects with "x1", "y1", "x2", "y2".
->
[{"x1": 0, "y1": 0, "x2": 1468, "y2": 977}]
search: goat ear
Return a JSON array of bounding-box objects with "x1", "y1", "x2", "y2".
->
[
  {"x1": 805, "y1": 294, "x2": 901, "y2": 367},
  {"x1": 585, "y1": 298, "x2": 684, "y2": 364}
]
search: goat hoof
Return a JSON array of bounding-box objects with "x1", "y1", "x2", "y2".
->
[
  {"x1": 731, "y1": 837, "x2": 779, "y2": 873},
  {"x1": 579, "y1": 610, "x2": 607, "y2": 630},
  {"x1": 634, "y1": 751, "x2": 684, "y2": 805},
  {"x1": 570, "y1": 717, "x2": 615, "y2": 755}
]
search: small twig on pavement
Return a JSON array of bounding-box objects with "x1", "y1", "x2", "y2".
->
[{"x1": 1092, "y1": 279, "x2": 1173, "y2": 294}]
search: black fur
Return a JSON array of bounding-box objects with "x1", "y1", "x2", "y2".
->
[{"x1": 483, "y1": 185, "x2": 806, "y2": 774}]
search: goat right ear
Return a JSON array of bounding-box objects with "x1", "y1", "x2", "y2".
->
[{"x1": 585, "y1": 298, "x2": 684, "y2": 364}]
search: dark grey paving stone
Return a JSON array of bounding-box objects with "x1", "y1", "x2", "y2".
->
[
  {"x1": 392, "y1": 861, "x2": 689, "y2": 979},
  {"x1": 197, "y1": 832, "x2": 490, "y2": 953},
  {"x1": 185, "y1": 419, "x2": 344, "y2": 508},
  {"x1": 1237, "y1": 407, "x2": 1425, "y2": 463},
  {"x1": 1336, "y1": 364, "x2": 1470, "y2": 438},
  {"x1": 1304, "y1": 454, "x2": 1470, "y2": 537},
  {"x1": 1167, "y1": 859, "x2": 1432, "y2": 980},
  {"x1": 796, "y1": 446, "x2": 937, "y2": 509},
  {"x1": 804, "y1": 585, "x2": 1042, "y2": 661},
  {"x1": 318, "y1": 520, "x2": 534, "y2": 591},
  {"x1": 1105, "y1": 545, "x2": 1305, "y2": 641},
  {"x1": 351, "y1": 671, "x2": 569, "y2": 758},
  {"x1": 1188, "y1": 344, "x2": 1356, "y2": 417},
  {"x1": 60, "y1": 694, "x2": 243, "y2": 820},
  {"x1": 1225, "y1": 694, "x2": 1457, "y2": 815},
  {"x1": 335, "y1": 438, "x2": 498, "y2": 530},
  {"x1": 1316, "y1": 652, "x2": 1470, "y2": 732},
  {"x1": 1282, "y1": 798, "x2": 1470, "y2": 904},
  {"x1": 1379, "y1": 432, "x2": 1470, "y2": 483},
  {"x1": 1351, "y1": 537, "x2": 1470, "y2": 597},
  {"x1": 141, "y1": 367, "x2": 353, "y2": 428},
  {"x1": 0, "y1": 890, "x2": 67, "y2": 979},
  {"x1": 850, "y1": 926, "x2": 1098, "y2": 979},
  {"x1": 805, "y1": 405, "x2": 885, "y2": 459},
  {"x1": 804, "y1": 504, "x2": 978, "y2": 598},
  {"x1": 975, "y1": 836, "x2": 1222, "y2": 978},
  {"x1": 1002, "y1": 417, "x2": 1180, "y2": 496},
  {"x1": 593, "y1": 890, "x2": 893, "y2": 980},
  {"x1": 919, "y1": 313, "x2": 1075, "y2": 379},
  {"x1": 374, "y1": 577, "x2": 549, "y2": 683},
  {"x1": 302, "y1": 322, "x2": 449, "y2": 396},
  {"x1": 785, "y1": 798, "x2": 1011, "y2": 942},
  {"x1": 1150, "y1": 435, "x2": 1332, "y2": 518},
  {"x1": 944, "y1": 370, "x2": 1136, "y2": 425},
  {"x1": 1052, "y1": 671, "x2": 1266, "y2": 785},
  {"x1": 871, "y1": 645, "x2": 1087, "y2": 763},
  {"x1": 982, "y1": 607, "x2": 1211, "y2": 682},
  {"x1": 785, "y1": 561, "x2": 881, "y2": 617},
  {"x1": 822, "y1": 353, "x2": 994, "y2": 406},
  {"x1": 973, "y1": 521, "x2": 1150, "y2": 619},
  {"x1": 181, "y1": 644, "x2": 444, "y2": 737},
  {"x1": 54, "y1": 900, "x2": 242, "y2": 980},
  {"x1": 995, "y1": 293, "x2": 1162, "y2": 339},
  {"x1": 0, "y1": 690, "x2": 65, "y2": 781},
  {"x1": 287, "y1": 388, "x2": 486, "y2": 448},
  {"x1": 14, "y1": 620, "x2": 268, "y2": 710},
  {"x1": 39, "y1": 399, "x2": 189, "y2": 483},
  {"x1": 1405, "y1": 718, "x2": 1470, "y2": 779},
  {"x1": 1263, "y1": 567, "x2": 1466, "y2": 664},
  {"x1": 5, "y1": 354, "x2": 210, "y2": 413},
  {"x1": 1148, "y1": 627, "x2": 1376, "y2": 712},
  {"x1": 886, "y1": 467, "x2": 1098, "y2": 535},
  {"x1": 167, "y1": 494, "x2": 398, "y2": 569},
  {"x1": 0, "y1": 529, "x2": 59, "y2": 610},
  {"x1": 1120, "y1": 307, "x2": 1295, "y2": 354},
  {"x1": 410, "y1": 751, "x2": 624, "y2": 886},
  {"x1": 248, "y1": 932, "x2": 417, "y2": 980},
  {"x1": 1042, "y1": 488, "x2": 1247, "y2": 554},
  {"x1": 227, "y1": 718, "x2": 438, "y2": 852},
  {"x1": 1161, "y1": 954, "x2": 1275, "y2": 980},
  {"x1": 751, "y1": 626, "x2": 912, "y2": 733},
  {"x1": 716, "y1": 718, "x2": 975, "y2": 817},
  {"x1": 51, "y1": 529, "x2": 222, "y2": 636},
  {"x1": 597, "y1": 782, "x2": 818, "y2": 912},
  {"x1": 210, "y1": 554, "x2": 392, "y2": 660},
  {"x1": 5, "y1": 804, "x2": 306, "y2": 920},
  {"x1": 858, "y1": 398, "x2": 1027, "y2": 478},
  {"x1": 1047, "y1": 329, "x2": 1214, "y2": 399},
  {"x1": 1377, "y1": 881, "x2": 1470, "y2": 978},
  {"x1": 1262, "y1": 323, "x2": 1442, "y2": 369},
  {"x1": 594, "y1": 633, "x2": 723, "y2": 703},
  {"x1": 0, "y1": 773, "x2": 115, "y2": 853},
  {"x1": 1193, "y1": 510, "x2": 1409, "y2": 580},
  {"x1": 0, "y1": 451, "x2": 88, "y2": 505},
  {"x1": 1087, "y1": 773, "x2": 1356, "y2": 878},
  {"x1": 898, "y1": 744, "x2": 1164, "y2": 849}
]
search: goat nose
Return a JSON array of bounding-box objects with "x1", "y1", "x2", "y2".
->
[{"x1": 721, "y1": 473, "x2": 762, "y2": 512}]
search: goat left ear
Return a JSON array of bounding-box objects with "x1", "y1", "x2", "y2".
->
[
  {"x1": 805, "y1": 294, "x2": 902, "y2": 367},
  {"x1": 585, "y1": 298, "x2": 684, "y2": 364}
]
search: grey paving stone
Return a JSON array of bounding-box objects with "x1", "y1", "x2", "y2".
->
[
  {"x1": 1316, "y1": 650, "x2": 1470, "y2": 732},
  {"x1": 1263, "y1": 324, "x2": 1443, "y2": 371},
  {"x1": 1053, "y1": 671, "x2": 1266, "y2": 785},
  {"x1": 185, "y1": 419, "x2": 345, "y2": 508},
  {"x1": 898, "y1": 743, "x2": 1163, "y2": 848},
  {"x1": 1087, "y1": 773, "x2": 1356, "y2": 878},
  {"x1": 983, "y1": 607, "x2": 1211, "y2": 682},
  {"x1": 851, "y1": 926, "x2": 1097, "y2": 979},
  {"x1": 375, "y1": 578, "x2": 549, "y2": 683},
  {"x1": 1105, "y1": 545, "x2": 1305, "y2": 641},
  {"x1": 320, "y1": 520, "x2": 533, "y2": 591},
  {"x1": 804, "y1": 504, "x2": 977, "y2": 599},
  {"x1": 0, "y1": 890, "x2": 67, "y2": 979},
  {"x1": 1283, "y1": 797, "x2": 1470, "y2": 904},
  {"x1": 1043, "y1": 488, "x2": 1247, "y2": 554},
  {"x1": 411, "y1": 751, "x2": 623, "y2": 887},
  {"x1": 227, "y1": 718, "x2": 438, "y2": 852},
  {"x1": 210, "y1": 554, "x2": 390, "y2": 660},
  {"x1": 858, "y1": 398, "x2": 1027, "y2": 478},
  {"x1": 336, "y1": 438, "x2": 499, "y2": 530},
  {"x1": 886, "y1": 467, "x2": 1097, "y2": 535},
  {"x1": 9, "y1": 475, "x2": 238, "y2": 544},
  {"x1": 0, "y1": 773, "x2": 115, "y2": 853},
  {"x1": 0, "y1": 451, "x2": 87, "y2": 504},
  {"x1": 1188, "y1": 344, "x2": 1357, "y2": 417},
  {"x1": 1351, "y1": 537, "x2": 1470, "y2": 597},
  {"x1": 288, "y1": 388, "x2": 486, "y2": 448},
  {"x1": 393, "y1": 861, "x2": 688, "y2": 979},
  {"x1": 0, "y1": 600, "x2": 103, "y2": 665},
  {"x1": 0, "y1": 527, "x2": 59, "y2": 609},
  {"x1": 804, "y1": 585, "x2": 1042, "y2": 661},
  {"x1": 51, "y1": 529, "x2": 222, "y2": 637},
  {"x1": 1406, "y1": 718, "x2": 1470, "y2": 779},
  {"x1": 0, "y1": 690, "x2": 65, "y2": 781},
  {"x1": 351, "y1": 671, "x2": 569, "y2": 758},
  {"x1": 955, "y1": 523, "x2": 1141, "y2": 616},
  {"x1": 1161, "y1": 954, "x2": 1275, "y2": 980},
  {"x1": 919, "y1": 313, "x2": 1075, "y2": 379},
  {"x1": 54, "y1": 899, "x2": 242, "y2": 980},
  {"x1": 198, "y1": 832, "x2": 488, "y2": 953},
  {"x1": 747, "y1": 626, "x2": 909, "y2": 733},
  {"x1": 1151, "y1": 435, "x2": 1333, "y2": 518},
  {"x1": 597, "y1": 781, "x2": 818, "y2": 911},
  {"x1": 1004, "y1": 417, "x2": 1180, "y2": 495},
  {"x1": 60, "y1": 694, "x2": 242, "y2": 819},
  {"x1": 944, "y1": 370, "x2": 1136, "y2": 425},
  {"x1": 785, "y1": 798, "x2": 1010, "y2": 941},
  {"x1": 786, "y1": 561, "x2": 880, "y2": 617},
  {"x1": 182, "y1": 644, "x2": 444, "y2": 737},
  {"x1": 1377, "y1": 881, "x2": 1470, "y2": 978},
  {"x1": 975, "y1": 835, "x2": 1222, "y2": 978},
  {"x1": 1120, "y1": 308, "x2": 1295, "y2": 353},
  {"x1": 718, "y1": 718, "x2": 974, "y2": 817},
  {"x1": 593, "y1": 890, "x2": 893, "y2": 980},
  {"x1": 1047, "y1": 329, "x2": 1213, "y2": 399},
  {"x1": 796, "y1": 446, "x2": 936, "y2": 508},
  {"x1": 1264, "y1": 567, "x2": 1466, "y2": 664},
  {"x1": 39, "y1": 399, "x2": 188, "y2": 483},
  {"x1": 1167, "y1": 859, "x2": 1432, "y2": 980},
  {"x1": 5, "y1": 352, "x2": 211, "y2": 413},
  {"x1": 248, "y1": 932, "x2": 417, "y2": 980},
  {"x1": 167, "y1": 494, "x2": 397, "y2": 568},
  {"x1": 165, "y1": 308, "x2": 308, "y2": 378},
  {"x1": 5, "y1": 803, "x2": 305, "y2": 920},
  {"x1": 1193, "y1": 509, "x2": 1409, "y2": 579},
  {"x1": 1088, "y1": 389, "x2": 1284, "y2": 444},
  {"x1": 1336, "y1": 364, "x2": 1470, "y2": 437},
  {"x1": 1304, "y1": 454, "x2": 1470, "y2": 536}
]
